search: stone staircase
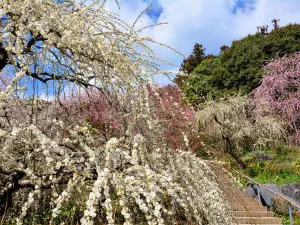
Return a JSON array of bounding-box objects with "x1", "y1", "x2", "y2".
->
[{"x1": 213, "y1": 167, "x2": 282, "y2": 225}]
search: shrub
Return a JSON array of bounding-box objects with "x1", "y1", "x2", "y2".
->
[
  {"x1": 63, "y1": 85, "x2": 197, "y2": 151},
  {"x1": 183, "y1": 57, "x2": 228, "y2": 105},
  {"x1": 147, "y1": 85, "x2": 197, "y2": 150}
]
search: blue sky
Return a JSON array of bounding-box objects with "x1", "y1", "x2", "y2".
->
[
  {"x1": 105, "y1": 0, "x2": 300, "y2": 84},
  {"x1": 231, "y1": 0, "x2": 255, "y2": 14},
  {"x1": 144, "y1": 0, "x2": 163, "y2": 21}
]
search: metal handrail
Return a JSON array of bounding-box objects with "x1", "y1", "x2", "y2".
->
[
  {"x1": 235, "y1": 170, "x2": 300, "y2": 225},
  {"x1": 236, "y1": 171, "x2": 300, "y2": 209}
]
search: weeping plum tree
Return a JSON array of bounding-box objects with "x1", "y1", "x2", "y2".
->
[
  {"x1": 0, "y1": 1, "x2": 233, "y2": 224},
  {"x1": 254, "y1": 53, "x2": 300, "y2": 144},
  {"x1": 197, "y1": 96, "x2": 286, "y2": 169}
]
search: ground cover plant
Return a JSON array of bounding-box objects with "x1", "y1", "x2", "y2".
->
[
  {"x1": 242, "y1": 146, "x2": 300, "y2": 186},
  {"x1": 0, "y1": 0, "x2": 234, "y2": 224}
]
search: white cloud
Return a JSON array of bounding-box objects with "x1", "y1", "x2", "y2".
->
[{"x1": 106, "y1": 0, "x2": 300, "y2": 84}]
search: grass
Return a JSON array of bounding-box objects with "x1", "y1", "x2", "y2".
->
[
  {"x1": 282, "y1": 215, "x2": 300, "y2": 225},
  {"x1": 254, "y1": 173, "x2": 300, "y2": 186},
  {"x1": 242, "y1": 145, "x2": 300, "y2": 186}
]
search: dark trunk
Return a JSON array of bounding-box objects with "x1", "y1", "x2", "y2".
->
[
  {"x1": 0, "y1": 171, "x2": 26, "y2": 217},
  {"x1": 0, "y1": 42, "x2": 8, "y2": 71},
  {"x1": 0, "y1": 189, "x2": 12, "y2": 218},
  {"x1": 223, "y1": 135, "x2": 247, "y2": 170}
]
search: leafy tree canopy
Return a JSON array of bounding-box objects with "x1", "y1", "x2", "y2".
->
[
  {"x1": 181, "y1": 23, "x2": 300, "y2": 105},
  {"x1": 182, "y1": 57, "x2": 228, "y2": 106}
]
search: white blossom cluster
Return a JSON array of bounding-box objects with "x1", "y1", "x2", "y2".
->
[
  {"x1": 78, "y1": 132, "x2": 234, "y2": 225},
  {"x1": 0, "y1": 115, "x2": 234, "y2": 224}
]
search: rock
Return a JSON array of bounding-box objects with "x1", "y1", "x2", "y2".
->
[
  {"x1": 272, "y1": 195, "x2": 289, "y2": 215},
  {"x1": 245, "y1": 183, "x2": 257, "y2": 198},
  {"x1": 281, "y1": 183, "x2": 300, "y2": 202},
  {"x1": 256, "y1": 153, "x2": 273, "y2": 161},
  {"x1": 259, "y1": 184, "x2": 281, "y2": 207}
]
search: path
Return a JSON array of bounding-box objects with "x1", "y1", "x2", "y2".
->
[{"x1": 213, "y1": 165, "x2": 282, "y2": 225}]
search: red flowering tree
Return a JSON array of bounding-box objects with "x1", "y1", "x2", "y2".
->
[
  {"x1": 253, "y1": 53, "x2": 300, "y2": 144},
  {"x1": 60, "y1": 89, "x2": 126, "y2": 141},
  {"x1": 147, "y1": 85, "x2": 198, "y2": 150}
]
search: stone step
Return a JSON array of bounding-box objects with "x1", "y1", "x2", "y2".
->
[
  {"x1": 235, "y1": 217, "x2": 282, "y2": 224},
  {"x1": 212, "y1": 165, "x2": 282, "y2": 225},
  {"x1": 230, "y1": 201, "x2": 261, "y2": 207},
  {"x1": 230, "y1": 198, "x2": 260, "y2": 203},
  {"x1": 221, "y1": 188, "x2": 246, "y2": 192},
  {"x1": 231, "y1": 204, "x2": 268, "y2": 211},
  {"x1": 220, "y1": 188, "x2": 247, "y2": 192},
  {"x1": 224, "y1": 194, "x2": 250, "y2": 199},
  {"x1": 222, "y1": 191, "x2": 249, "y2": 197},
  {"x1": 232, "y1": 211, "x2": 274, "y2": 217}
]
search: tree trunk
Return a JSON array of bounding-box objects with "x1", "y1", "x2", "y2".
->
[
  {"x1": 0, "y1": 42, "x2": 8, "y2": 71},
  {"x1": 0, "y1": 188, "x2": 12, "y2": 217},
  {"x1": 0, "y1": 171, "x2": 26, "y2": 217},
  {"x1": 223, "y1": 135, "x2": 247, "y2": 169}
]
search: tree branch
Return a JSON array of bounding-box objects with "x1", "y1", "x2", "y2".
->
[{"x1": 0, "y1": 43, "x2": 8, "y2": 71}]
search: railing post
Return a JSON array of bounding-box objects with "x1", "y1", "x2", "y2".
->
[
  {"x1": 289, "y1": 204, "x2": 293, "y2": 225},
  {"x1": 256, "y1": 185, "x2": 261, "y2": 203}
]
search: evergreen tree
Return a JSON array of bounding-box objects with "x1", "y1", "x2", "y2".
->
[
  {"x1": 175, "y1": 43, "x2": 214, "y2": 89},
  {"x1": 180, "y1": 43, "x2": 206, "y2": 74}
]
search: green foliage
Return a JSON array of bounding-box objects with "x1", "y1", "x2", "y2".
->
[
  {"x1": 174, "y1": 43, "x2": 215, "y2": 89},
  {"x1": 282, "y1": 215, "x2": 300, "y2": 225},
  {"x1": 243, "y1": 146, "x2": 300, "y2": 186},
  {"x1": 220, "y1": 33, "x2": 265, "y2": 95},
  {"x1": 263, "y1": 24, "x2": 300, "y2": 58},
  {"x1": 182, "y1": 23, "x2": 300, "y2": 105},
  {"x1": 220, "y1": 45, "x2": 229, "y2": 53},
  {"x1": 183, "y1": 57, "x2": 229, "y2": 105}
]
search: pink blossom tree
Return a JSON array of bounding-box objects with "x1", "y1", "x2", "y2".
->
[
  {"x1": 61, "y1": 88, "x2": 126, "y2": 140},
  {"x1": 253, "y1": 53, "x2": 300, "y2": 144}
]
